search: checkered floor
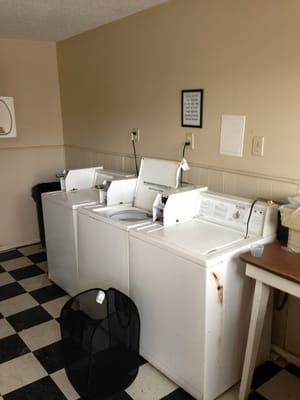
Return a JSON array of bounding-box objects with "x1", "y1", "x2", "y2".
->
[{"x1": 0, "y1": 244, "x2": 300, "y2": 400}]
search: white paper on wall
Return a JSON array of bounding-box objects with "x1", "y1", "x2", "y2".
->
[
  {"x1": 220, "y1": 115, "x2": 246, "y2": 157},
  {"x1": 0, "y1": 97, "x2": 17, "y2": 138}
]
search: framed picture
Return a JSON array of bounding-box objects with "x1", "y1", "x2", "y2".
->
[{"x1": 181, "y1": 89, "x2": 203, "y2": 128}]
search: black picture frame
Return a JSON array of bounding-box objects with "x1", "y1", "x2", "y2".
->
[{"x1": 181, "y1": 89, "x2": 204, "y2": 128}]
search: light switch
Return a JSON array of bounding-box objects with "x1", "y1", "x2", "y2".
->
[{"x1": 252, "y1": 136, "x2": 264, "y2": 156}]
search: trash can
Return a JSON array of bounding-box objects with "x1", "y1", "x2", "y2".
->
[
  {"x1": 32, "y1": 182, "x2": 60, "y2": 247},
  {"x1": 60, "y1": 288, "x2": 141, "y2": 400}
]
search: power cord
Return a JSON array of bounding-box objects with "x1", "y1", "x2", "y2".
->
[
  {"x1": 244, "y1": 199, "x2": 259, "y2": 239},
  {"x1": 131, "y1": 138, "x2": 139, "y2": 176},
  {"x1": 275, "y1": 290, "x2": 288, "y2": 311},
  {"x1": 180, "y1": 140, "x2": 191, "y2": 186}
]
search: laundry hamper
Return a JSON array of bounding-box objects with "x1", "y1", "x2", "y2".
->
[
  {"x1": 280, "y1": 206, "x2": 300, "y2": 252},
  {"x1": 60, "y1": 288, "x2": 141, "y2": 399}
]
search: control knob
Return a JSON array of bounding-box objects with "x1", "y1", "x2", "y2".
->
[{"x1": 233, "y1": 210, "x2": 240, "y2": 220}]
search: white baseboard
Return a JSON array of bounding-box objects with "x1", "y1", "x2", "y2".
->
[
  {"x1": 0, "y1": 238, "x2": 40, "y2": 253},
  {"x1": 272, "y1": 344, "x2": 300, "y2": 367}
]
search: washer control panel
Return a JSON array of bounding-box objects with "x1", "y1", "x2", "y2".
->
[{"x1": 199, "y1": 194, "x2": 267, "y2": 236}]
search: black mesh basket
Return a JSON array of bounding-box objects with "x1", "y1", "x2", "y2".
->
[{"x1": 60, "y1": 288, "x2": 141, "y2": 400}]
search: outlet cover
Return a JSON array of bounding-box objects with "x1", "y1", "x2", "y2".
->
[
  {"x1": 185, "y1": 133, "x2": 194, "y2": 149},
  {"x1": 130, "y1": 128, "x2": 140, "y2": 142}
]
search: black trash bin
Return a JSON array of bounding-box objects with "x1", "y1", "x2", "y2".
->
[
  {"x1": 60, "y1": 288, "x2": 141, "y2": 400},
  {"x1": 32, "y1": 182, "x2": 60, "y2": 247}
]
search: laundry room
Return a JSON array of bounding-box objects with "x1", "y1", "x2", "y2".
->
[{"x1": 0, "y1": 1, "x2": 300, "y2": 399}]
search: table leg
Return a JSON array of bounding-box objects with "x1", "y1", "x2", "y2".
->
[{"x1": 239, "y1": 280, "x2": 270, "y2": 400}]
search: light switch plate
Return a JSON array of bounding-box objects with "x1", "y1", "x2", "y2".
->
[{"x1": 252, "y1": 136, "x2": 264, "y2": 156}]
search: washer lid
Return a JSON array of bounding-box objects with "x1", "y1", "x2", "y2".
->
[
  {"x1": 42, "y1": 188, "x2": 99, "y2": 209},
  {"x1": 133, "y1": 158, "x2": 181, "y2": 211},
  {"x1": 133, "y1": 219, "x2": 246, "y2": 258}
]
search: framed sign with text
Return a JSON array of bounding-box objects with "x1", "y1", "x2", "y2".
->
[{"x1": 181, "y1": 89, "x2": 203, "y2": 128}]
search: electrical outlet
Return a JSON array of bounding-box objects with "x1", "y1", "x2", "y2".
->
[
  {"x1": 130, "y1": 128, "x2": 140, "y2": 142},
  {"x1": 185, "y1": 133, "x2": 194, "y2": 150},
  {"x1": 252, "y1": 136, "x2": 264, "y2": 156}
]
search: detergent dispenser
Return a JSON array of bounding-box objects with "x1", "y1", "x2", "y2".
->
[{"x1": 153, "y1": 185, "x2": 207, "y2": 226}]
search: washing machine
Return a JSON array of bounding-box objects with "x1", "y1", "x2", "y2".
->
[
  {"x1": 129, "y1": 192, "x2": 278, "y2": 400},
  {"x1": 78, "y1": 158, "x2": 207, "y2": 294},
  {"x1": 42, "y1": 169, "x2": 135, "y2": 296},
  {"x1": 78, "y1": 204, "x2": 152, "y2": 295}
]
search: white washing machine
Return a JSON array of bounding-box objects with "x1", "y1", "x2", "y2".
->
[
  {"x1": 129, "y1": 192, "x2": 278, "y2": 400},
  {"x1": 78, "y1": 204, "x2": 152, "y2": 295},
  {"x1": 43, "y1": 189, "x2": 99, "y2": 296},
  {"x1": 78, "y1": 158, "x2": 207, "y2": 294},
  {"x1": 42, "y1": 169, "x2": 135, "y2": 296}
]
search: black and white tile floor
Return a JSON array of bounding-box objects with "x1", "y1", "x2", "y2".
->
[{"x1": 0, "y1": 244, "x2": 300, "y2": 400}]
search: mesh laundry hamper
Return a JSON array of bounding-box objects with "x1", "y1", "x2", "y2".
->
[{"x1": 60, "y1": 288, "x2": 141, "y2": 400}]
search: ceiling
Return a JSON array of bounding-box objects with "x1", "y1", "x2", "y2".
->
[{"x1": 0, "y1": 0, "x2": 168, "y2": 42}]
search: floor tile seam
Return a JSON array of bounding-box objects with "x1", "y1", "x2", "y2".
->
[
  {"x1": 0, "y1": 283, "x2": 27, "y2": 302},
  {"x1": 0, "y1": 336, "x2": 31, "y2": 364},
  {"x1": 9, "y1": 264, "x2": 42, "y2": 273},
  {"x1": 32, "y1": 338, "x2": 63, "y2": 354},
  {"x1": 4, "y1": 304, "x2": 51, "y2": 320},
  {"x1": 1, "y1": 372, "x2": 63, "y2": 398},
  {"x1": 0, "y1": 350, "x2": 48, "y2": 367},
  {"x1": 0, "y1": 253, "x2": 30, "y2": 261},
  {"x1": 7, "y1": 317, "x2": 55, "y2": 333},
  {"x1": 8, "y1": 262, "x2": 38, "y2": 269}
]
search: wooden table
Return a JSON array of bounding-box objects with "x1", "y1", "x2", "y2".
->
[{"x1": 239, "y1": 242, "x2": 300, "y2": 400}]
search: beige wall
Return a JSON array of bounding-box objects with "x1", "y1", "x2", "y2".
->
[
  {"x1": 0, "y1": 39, "x2": 65, "y2": 249},
  {"x1": 57, "y1": 0, "x2": 300, "y2": 357},
  {"x1": 58, "y1": 0, "x2": 300, "y2": 183}
]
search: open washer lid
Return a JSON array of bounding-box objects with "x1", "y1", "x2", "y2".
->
[
  {"x1": 133, "y1": 158, "x2": 181, "y2": 212},
  {"x1": 80, "y1": 158, "x2": 181, "y2": 223}
]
